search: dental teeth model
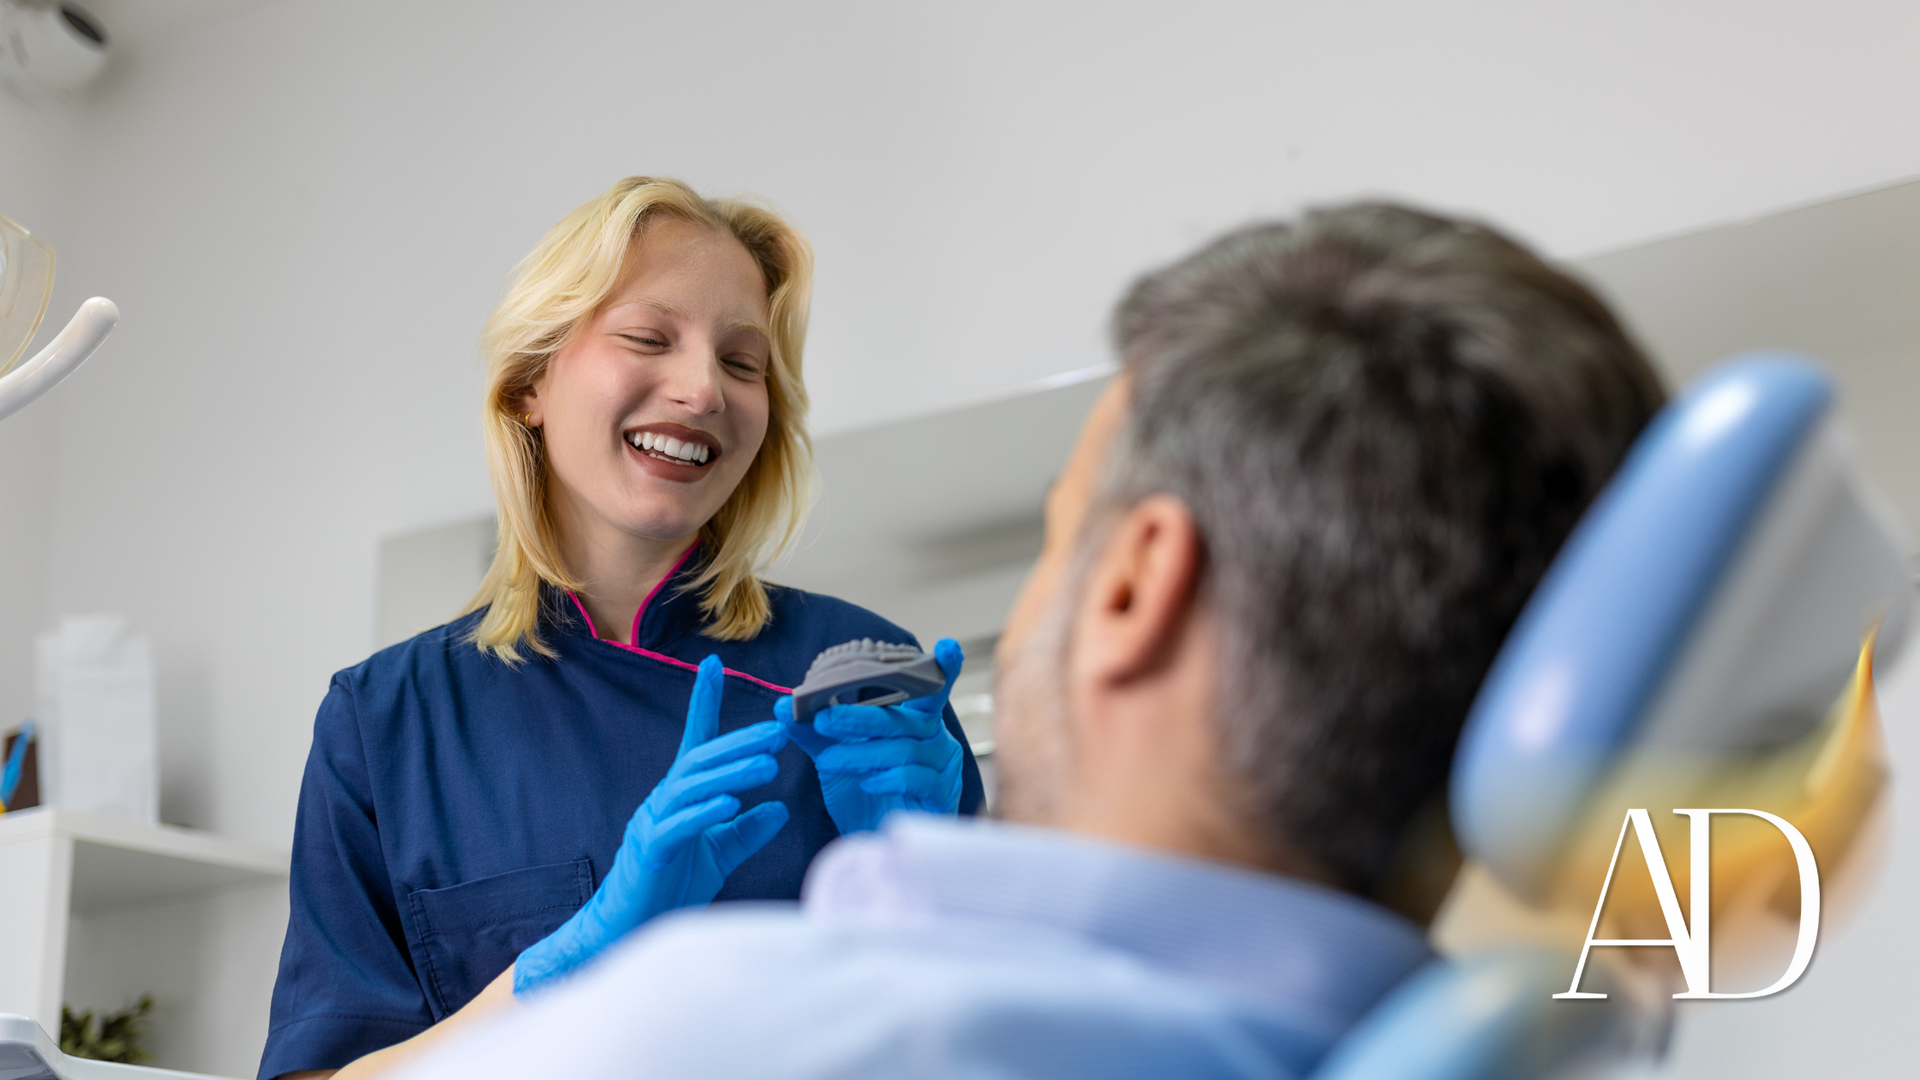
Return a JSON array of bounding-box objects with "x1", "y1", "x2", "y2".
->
[
  {"x1": 627, "y1": 430, "x2": 711, "y2": 463},
  {"x1": 790, "y1": 639, "x2": 946, "y2": 724}
]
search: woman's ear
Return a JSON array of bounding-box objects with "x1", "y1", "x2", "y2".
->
[
  {"x1": 1072, "y1": 494, "x2": 1203, "y2": 687},
  {"x1": 514, "y1": 390, "x2": 542, "y2": 429}
]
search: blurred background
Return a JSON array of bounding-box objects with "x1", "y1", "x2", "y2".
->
[{"x1": 2, "y1": 1, "x2": 1919, "y2": 1074}]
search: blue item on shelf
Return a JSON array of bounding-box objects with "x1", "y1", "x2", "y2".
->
[{"x1": 1, "y1": 719, "x2": 35, "y2": 811}]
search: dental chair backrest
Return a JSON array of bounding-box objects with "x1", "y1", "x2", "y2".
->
[{"x1": 1314, "y1": 355, "x2": 1914, "y2": 1080}]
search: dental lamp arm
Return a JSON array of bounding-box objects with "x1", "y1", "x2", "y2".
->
[{"x1": 0, "y1": 297, "x2": 119, "y2": 422}]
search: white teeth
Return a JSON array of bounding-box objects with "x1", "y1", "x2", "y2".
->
[{"x1": 628, "y1": 431, "x2": 710, "y2": 464}]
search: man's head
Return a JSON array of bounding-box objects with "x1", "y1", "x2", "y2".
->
[{"x1": 993, "y1": 203, "x2": 1665, "y2": 905}]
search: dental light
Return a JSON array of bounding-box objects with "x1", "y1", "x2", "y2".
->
[
  {"x1": 0, "y1": 1, "x2": 109, "y2": 103},
  {"x1": 0, "y1": 211, "x2": 117, "y2": 422}
]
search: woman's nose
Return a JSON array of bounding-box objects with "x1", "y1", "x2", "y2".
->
[{"x1": 664, "y1": 344, "x2": 726, "y2": 415}]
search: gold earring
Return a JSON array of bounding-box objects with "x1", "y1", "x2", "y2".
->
[{"x1": 523, "y1": 412, "x2": 535, "y2": 428}]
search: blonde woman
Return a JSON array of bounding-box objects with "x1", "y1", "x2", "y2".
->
[{"x1": 260, "y1": 179, "x2": 985, "y2": 1080}]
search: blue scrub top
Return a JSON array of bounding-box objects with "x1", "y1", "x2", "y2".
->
[{"x1": 259, "y1": 554, "x2": 986, "y2": 1078}]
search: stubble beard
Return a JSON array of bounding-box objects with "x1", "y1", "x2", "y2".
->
[{"x1": 990, "y1": 571, "x2": 1080, "y2": 826}]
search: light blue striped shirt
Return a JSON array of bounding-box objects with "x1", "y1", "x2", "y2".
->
[{"x1": 399, "y1": 816, "x2": 1434, "y2": 1080}]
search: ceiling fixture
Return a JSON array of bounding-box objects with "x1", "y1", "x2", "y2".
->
[{"x1": 0, "y1": 1, "x2": 109, "y2": 104}]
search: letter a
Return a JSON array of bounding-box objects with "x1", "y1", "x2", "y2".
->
[{"x1": 1555, "y1": 808, "x2": 1702, "y2": 999}]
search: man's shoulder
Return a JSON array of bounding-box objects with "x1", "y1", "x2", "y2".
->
[
  {"x1": 402, "y1": 902, "x2": 1317, "y2": 1080},
  {"x1": 584, "y1": 905, "x2": 1310, "y2": 1078}
]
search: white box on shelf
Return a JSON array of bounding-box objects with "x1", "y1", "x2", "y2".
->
[{"x1": 34, "y1": 617, "x2": 158, "y2": 825}]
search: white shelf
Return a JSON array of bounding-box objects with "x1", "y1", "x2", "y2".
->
[
  {"x1": 0, "y1": 806, "x2": 290, "y2": 1070},
  {"x1": 0, "y1": 807, "x2": 288, "y2": 914}
]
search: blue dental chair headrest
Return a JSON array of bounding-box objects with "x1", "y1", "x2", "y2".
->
[
  {"x1": 1313, "y1": 354, "x2": 1913, "y2": 1079},
  {"x1": 1452, "y1": 354, "x2": 1909, "y2": 900}
]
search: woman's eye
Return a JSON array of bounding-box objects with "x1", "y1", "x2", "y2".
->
[
  {"x1": 620, "y1": 333, "x2": 668, "y2": 349},
  {"x1": 724, "y1": 356, "x2": 766, "y2": 378}
]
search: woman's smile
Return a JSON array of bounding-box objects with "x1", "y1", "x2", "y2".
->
[{"x1": 624, "y1": 422, "x2": 722, "y2": 482}]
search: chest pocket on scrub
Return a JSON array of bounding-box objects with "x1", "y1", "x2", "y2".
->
[{"x1": 406, "y1": 857, "x2": 593, "y2": 1018}]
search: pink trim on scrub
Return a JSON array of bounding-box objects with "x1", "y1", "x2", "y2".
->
[
  {"x1": 563, "y1": 561, "x2": 793, "y2": 696},
  {"x1": 631, "y1": 544, "x2": 698, "y2": 646}
]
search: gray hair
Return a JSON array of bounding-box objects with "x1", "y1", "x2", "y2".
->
[{"x1": 1102, "y1": 203, "x2": 1664, "y2": 893}]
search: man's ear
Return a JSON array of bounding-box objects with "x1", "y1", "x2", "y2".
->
[{"x1": 1073, "y1": 494, "x2": 1204, "y2": 686}]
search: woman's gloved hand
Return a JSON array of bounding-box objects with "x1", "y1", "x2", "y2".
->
[
  {"x1": 781, "y1": 638, "x2": 965, "y2": 835},
  {"x1": 514, "y1": 655, "x2": 789, "y2": 997}
]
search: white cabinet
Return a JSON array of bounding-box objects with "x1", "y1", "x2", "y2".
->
[{"x1": 0, "y1": 808, "x2": 288, "y2": 1075}]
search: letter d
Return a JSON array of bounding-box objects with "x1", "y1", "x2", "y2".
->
[{"x1": 1670, "y1": 808, "x2": 1821, "y2": 999}]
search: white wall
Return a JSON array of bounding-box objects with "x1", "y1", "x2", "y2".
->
[
  {"x1": 0, "y1": 84, "x2": 77, "y2": 741},
  {"x1": 1580, "y1": 178, "x2": 1920, "y2": 534},
  {"x1": 9, "y1": 0, "x2": 1920, "y2": 1070}
]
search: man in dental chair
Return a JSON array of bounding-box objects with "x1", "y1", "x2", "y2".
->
[{"x1": 390, "y1": 204, "x2": 1667, "y2": 1080}]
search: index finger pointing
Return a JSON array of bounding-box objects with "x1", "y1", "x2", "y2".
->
[{"x1": 680, "y1": 655, "x2": 727, "y2": 756}]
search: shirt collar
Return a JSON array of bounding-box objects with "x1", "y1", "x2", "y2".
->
[
  {"x1": 545, "y1": 542, "x2": 710, "y2": 650},
  {"x1": 803, "y1": 815, "x2": 1434, "y2": 1035}
]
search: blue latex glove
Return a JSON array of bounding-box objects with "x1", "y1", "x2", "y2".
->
[
  {"x1": 782, "y1": 638, "x2": 965, "y2": 835},
  {"x1": 514, "y1": 656, "x2": 789, "y2": 997}
]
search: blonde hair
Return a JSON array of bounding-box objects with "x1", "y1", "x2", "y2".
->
[{"x1": 466, "y1": 177, "x2": 814, "y2": 661}]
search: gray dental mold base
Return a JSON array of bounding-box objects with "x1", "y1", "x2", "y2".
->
[{"x1": 791, "y1": 639, "x2": 945, "y2": 724}]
